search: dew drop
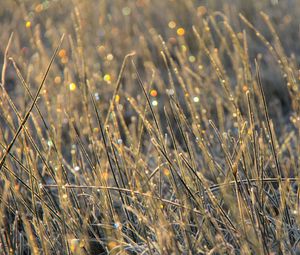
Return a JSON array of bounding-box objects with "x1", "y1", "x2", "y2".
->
[
  {"x1": 166, "y1": 89, "x2": 175, "y2": 96},
  {"x1": 74, "y1": 166, "x2": 80, "y2": 172},
  {"x1": 152, "y1": 100, "x2": 158, "y2": 106},
  {"x1": 47, "y1": 140, "x2": 53, "y2": 147},
  {"x1": 94, "y1": 92, "x2": 100, "y2": 101},
  {"x1": 193, "y1": 96, "x2": 200, "y2": 103}
]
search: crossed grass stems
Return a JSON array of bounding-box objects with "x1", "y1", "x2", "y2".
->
[{"x1": 0, "y1": 10, "x2": 300, "y2": 255}]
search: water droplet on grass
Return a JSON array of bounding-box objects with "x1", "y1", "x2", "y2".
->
[
  {"x1": 152, "y1": 100, "x2": 158, "y2": 106},
  {"x1": 94, "y1": 92, "x2": 100, "y2": 101},
  {"x1": 193, "y1": 96, "x2": 199, "y2": 103},
  {"x1": 47, "y1": 140, "x2": 53, "y2": 147}
]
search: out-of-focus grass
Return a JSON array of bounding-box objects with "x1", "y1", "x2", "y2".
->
[{"x1": 0, "y1": 0, "x2": 300, "y2": 254}]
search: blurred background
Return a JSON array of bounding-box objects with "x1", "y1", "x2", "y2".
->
[{"x1": 1, "y1": 0, "x2": 299, "y2": 108}]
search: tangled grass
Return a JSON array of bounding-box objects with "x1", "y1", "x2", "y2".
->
[{"x1": 1, "y1": 0, "x2": 300, "y2": 254}]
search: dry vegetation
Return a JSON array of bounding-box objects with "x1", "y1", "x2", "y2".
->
[{"x1": 1, "y1": 0, "x2": 300, "y2": 254}]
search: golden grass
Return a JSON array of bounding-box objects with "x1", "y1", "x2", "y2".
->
[{"x1": 0, "y1": 0, "x2": 300, "y2": 254}]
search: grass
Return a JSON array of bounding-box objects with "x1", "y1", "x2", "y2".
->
[{"x1": 0, "y1": 0, "x2": 300, "y2": 254}]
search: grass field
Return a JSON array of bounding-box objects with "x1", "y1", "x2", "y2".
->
[{"x1": 1, "y1": 0, "x2": 300, "y2": 254}]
